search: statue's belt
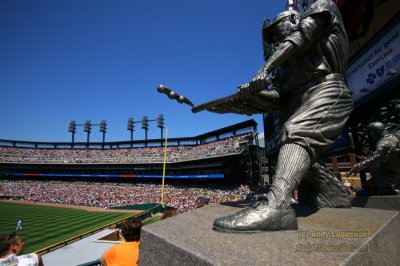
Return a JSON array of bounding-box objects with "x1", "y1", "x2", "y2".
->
[{"x1": 294, "y1": 73, "x2": 345, "y2": 95}]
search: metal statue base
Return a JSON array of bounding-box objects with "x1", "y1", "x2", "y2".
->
[{"x1": 139, "y1": 202, "x2": 400, "y2": 265}]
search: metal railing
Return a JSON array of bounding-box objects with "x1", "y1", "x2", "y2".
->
[
  {"x1": 35, "y1": 205, "x2": 167, "y2": 256},
  {"x1": 34, "y1": 214, "x2": 139, "y2": 255}
]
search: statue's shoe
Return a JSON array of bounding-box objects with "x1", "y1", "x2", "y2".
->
[{"x1": 213, "y1": 202, "x2": 298, "y2": 233}]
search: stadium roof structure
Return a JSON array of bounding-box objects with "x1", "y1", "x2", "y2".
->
[
  {"x1": 195, "y1": 119, "x2": 257, "y2": 140},
  {"x1": 0, "y1": 119, "x2": 258, "y2": 149}
]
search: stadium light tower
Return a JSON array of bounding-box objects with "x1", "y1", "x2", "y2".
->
[
  {"x1": 68, "y1": 120, "x2": 77, "y2": 147},
  {"x1": 142, "y1": 116, "x2": 149, "y2": 147},
  {"x1": 99, "y1": 120, "x2": 107, "y2": 148},
  {"x1": 157, "y1": 114, "x2": 164, "y2": 142},
  {"x1": 127, "y1": 117, "x2": 135, "y2": 147},
  {"x1": 84, "y1": 120, "x2": 91, "y2": 147}
]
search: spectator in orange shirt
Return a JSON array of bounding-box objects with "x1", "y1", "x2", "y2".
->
[{"x1": 100, "y1": 217, "x2": 142, "y2": 266}]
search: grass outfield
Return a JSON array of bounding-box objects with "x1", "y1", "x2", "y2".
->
[
  {"x1": 0, "y1": 201, "x2": 134, "y2": 253},
  {"x1": 143, "y1": 215, "x2": 161, "y2": 225}
]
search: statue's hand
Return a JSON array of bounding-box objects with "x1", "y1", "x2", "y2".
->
[
  {"x1": 237, "y1": 83, "x2": 254, "y2": 98},
  {"x1": 237, "y1": 79, "x2": 269, "y2": 98},
  {"x1": 253, "y1": 64, "x2": 272, "y2": 80},
  {"x1": 260, "y1": 90, "x2": 280, "y2": 103}
]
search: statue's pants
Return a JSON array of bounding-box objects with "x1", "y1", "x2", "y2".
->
[{"x1": 280, "y1": 74, "x2": 353, "y2": 163}]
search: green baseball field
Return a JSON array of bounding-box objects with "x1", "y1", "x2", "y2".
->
[{"x1": 0, "y1": 201, "x2": 135, "y2": 253}]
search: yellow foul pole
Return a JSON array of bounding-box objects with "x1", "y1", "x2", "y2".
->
[{"x1": 161, "y1": 128, "x2": 168, "y2": 205}]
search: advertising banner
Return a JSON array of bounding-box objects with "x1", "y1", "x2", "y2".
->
[
  {"x1": 13, "y1": 172, "x2": 225, "y2": 179},
  {"x1": 346, "y1": 22, "x2": 400, "y2": 103}
]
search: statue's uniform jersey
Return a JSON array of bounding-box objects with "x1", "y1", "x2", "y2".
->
[{"x1": 272, "y1": 0, "x2": 349, "y2": 92}]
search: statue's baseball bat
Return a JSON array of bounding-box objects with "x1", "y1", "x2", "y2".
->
[
  {"x1": 191, "y1": 77, "x2": 273, "y2": 113},
  {"x1": 157, "y1": 77, "x2": 272, "y2": 113},
  {"x1": 157, "y1": 84, "x2": 235, "y2": 113},
  {"x1": 157, "y1": 85, "x2": 194, "y2": 107},
  {"x1": 191, "y1": 94, "x2": 237, "y2": 113}
]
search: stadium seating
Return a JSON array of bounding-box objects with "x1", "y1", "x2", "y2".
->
[{"x1": 0, "y1": 133, "x2": 251, "y2": 164}]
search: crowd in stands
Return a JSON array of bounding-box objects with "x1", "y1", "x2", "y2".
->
[
  {"x1": 0, "y1": 180, "x2": 252, "y2": 213},
  {"x1": 0, "y1": 180, "x2": 252, "y2": 266},
  {"x1": 0, "y1": 134, "x2": 251, "y2": 164}
]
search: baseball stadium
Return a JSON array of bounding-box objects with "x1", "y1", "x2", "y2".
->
[
  {"x1": 1, "y1": 0, "x2": 400, "y2": 265},
  {"x1": 0, "y1": 119, "x2": 264, "y2": 265}
]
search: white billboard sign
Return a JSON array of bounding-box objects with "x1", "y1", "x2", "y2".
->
[{"x1": 346, "y1": 22, "x2": 400, "y2": 103}]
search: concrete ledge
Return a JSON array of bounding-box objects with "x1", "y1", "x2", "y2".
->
[
  {"x1": 139, "y1": 203, "x2": 400, "y2": 265},
  {"x1": 351, "y1": 194, "x2": 400, "y2": 211}
]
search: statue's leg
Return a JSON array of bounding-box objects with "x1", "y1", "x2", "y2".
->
[
  {"x1": 213, "y1": 143, "x2": 310, "y2": 232},
  {"x1": 266, "y1": 144, "x2": 310, "y2": 209}
]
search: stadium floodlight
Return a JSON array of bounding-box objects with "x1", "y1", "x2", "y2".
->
[
  {"x1": 157, "y1": 114, "x2": 165, "y2": 142},
  {"x1": 84, "y1": 120, "x2": 91, "y2": 146},
  {"x1": 99, "y1": 120, "x2": 107, "y2": 133},
  {"x1": 100, "y1": 120, "x2": 107, "y2": 148},
  {"x1": 84, "y1": 120, "x2": 91, "y2": 133},
  {"x1": 127, "y1": 118, "x2": 134, "y2": 131},
  {"x1": 68, "y1": 120, "x2": 76, "y2": 147},
  {"x1": 68, "y1": 120, "x2": 76, "y2": 133},
  {"x1": 141, "y1": 116, "x2": 148, "y2": 129},
  {"x1": 127, "y1": 117, "x2": 135, "y2": 146},
  {"x1": 157, "y1": 114, "x2": 164, "y2": 128},
  {"x1": 142, "y1": 116, "x2": 149, "y2": 146}
]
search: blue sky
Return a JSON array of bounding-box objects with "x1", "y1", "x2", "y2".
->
[{"x1": 0, "y1": 0, "x2": 285, "y2": 143}]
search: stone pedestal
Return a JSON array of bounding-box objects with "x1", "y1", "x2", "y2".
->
[
  {"x1": 139, "y1": 202, "x2": 400, "y2": 265},
  {"x1": 351, "y1": 194, "x2": 400, "y2": 211}
]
